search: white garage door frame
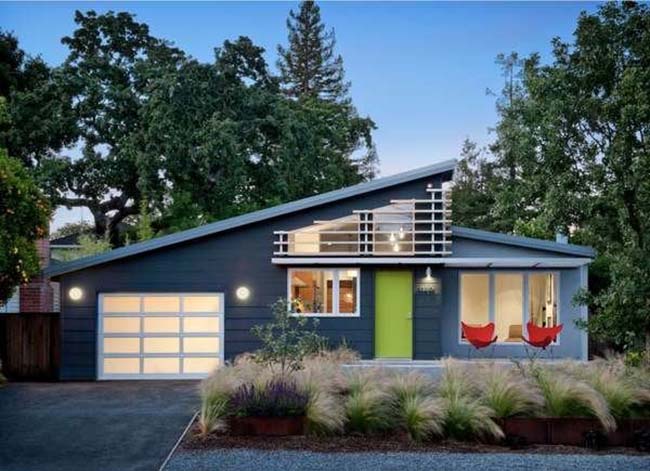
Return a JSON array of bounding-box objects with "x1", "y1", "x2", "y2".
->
[{"x1": 97, "y1": 292, "x2": 225, "y2": 380}]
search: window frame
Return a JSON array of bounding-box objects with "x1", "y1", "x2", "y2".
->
[
  {"x1": 458, "y1": 271, "x2": 560, "y2": 346},
  {"x1": 287, "y1": 268, "x2": 361, "y2": 317}
]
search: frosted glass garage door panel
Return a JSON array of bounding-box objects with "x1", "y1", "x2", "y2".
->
[
  {"x1": 143, "y1": 358, "x2": 179, "y2": 374},
  {"x1": 143, "y1": 317, "x2": 180, "y2": 333},
  {"x1": 103, "y1": 337, "x2": 140, "y2": 354},
  {"x1": 143, "y1": 337, "x2": 180, "y2": 354},
  {"x1": 143, "y1": 296, "x2": 180, "y2": 313},
  {"x1": 183, "y1": 357, "x2": 220, "y2": 374},
  {"x1": 184, "y1": 296, "x2": 221, "y2": 313},
  {"x1": 184, "y1": 317, "x2": 220, "y2": 333},
  {"x1": 103, "y1": 297, "x2": 140, "y2": 313},
  {"x1": 183, "y1": 337, "x2": 219, "y2": 353},
  {"x1": 104, "y1": 358, "x2": 140, "y2": 374},
  {"x1": 103, "y1": 317, "x2": 140, "y2": 333}
]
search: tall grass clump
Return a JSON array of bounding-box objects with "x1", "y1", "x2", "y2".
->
[
  {"x1": 344, "y1": 369, "x2": 392, "y2": 434},
  {"x1": 295, "y1": 354, "x2": 347, "y2": 435},
  {"x1": 386, "y1": 371, "x2": 442, "y2": 441},
  {"x1": 198, "y1": 365, "x2": 244, "y2": 435},
  {"x1": 438, "y1": 359, "x2": 503, "y2": 441},
  {"x1": 562, "y1": 358, "x2": 650, "y2": 420},
  {"x1": 534, "y1": 368, "x2": 616, "y2": 431},
  {"x1": 476, "y1": 364, "x2": 543, "y2": 418}
]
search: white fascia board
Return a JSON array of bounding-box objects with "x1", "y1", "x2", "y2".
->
[{"x1": 272, "y1": 257, "x2": 593, "y2": 267}]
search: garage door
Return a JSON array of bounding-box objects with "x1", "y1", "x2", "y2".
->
[{"x1": 98, "y1": 293, "x2": 224, "y2": 379}]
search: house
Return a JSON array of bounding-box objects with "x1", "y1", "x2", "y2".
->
[{"x1": 44, "y1": 160, "x2": 594, "y2": 380}]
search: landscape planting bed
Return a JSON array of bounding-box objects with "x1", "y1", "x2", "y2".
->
[{"x1": 183, "y1": 425, "x2": 649, "y2": 456}]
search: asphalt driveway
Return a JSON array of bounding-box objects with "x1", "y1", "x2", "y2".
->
[{"x1": 0, "y1": 381, "x2": 199, "y2": 471}]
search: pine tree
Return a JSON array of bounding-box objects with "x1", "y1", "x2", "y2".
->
[{"x1": 277, "y1": 1, "x2": 350, "y2": 102}]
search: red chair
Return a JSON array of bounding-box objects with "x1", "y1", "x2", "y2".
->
[
  {"x1": 522, "y1": 322, "x2": 563, "y2": 358},
  {"x1": 461, "y1": 322, "x2": 498, "y2": 358}
]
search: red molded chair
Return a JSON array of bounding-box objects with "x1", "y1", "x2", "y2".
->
[
  {"x1": 523, "y1": 322, "x2": 563, "y2": 359},
  {"x1": 461, "y1": 322, "x2": 498, "y2": 358},
  {"x1": 523, "y1": 322, "x2": 563, "y2": 349}
]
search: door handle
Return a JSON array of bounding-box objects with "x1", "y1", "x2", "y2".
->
[{"x1": 406, "y1": 313, "x2": 413, "y2": 320}]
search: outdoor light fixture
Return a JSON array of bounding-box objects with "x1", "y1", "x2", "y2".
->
[
  {"x1": 236, "y1": 286, "x2": 250, "y2": 301},
  {"x1": 68, "y1": 287, "x2": 83, "y2": 301},
  {"x1": 425, "y1": 266, "x2": 433, "y2": 281}
]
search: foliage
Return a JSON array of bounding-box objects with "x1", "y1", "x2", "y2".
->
[
  {"x1": 438, "y1": 360, "x2": 503, "y2": 441},
  {"x1": 0, "y1": 138, "x2": 50, "y2": 303},
  {"x1": 230, "y1": 379, "x2": 309, "y2": 418},
  {"x1": 277, "y1": 0, "x2": 349, "y2": 102},
  {"x1": 476, "y1": 364, "x2": 543, "y2": 418},
  {"x1": 51, "y1": 221, "x2": 94, "y2": 240},
  {"x1": 251, "y1": 298, "x2": 327, "y2": 374},
  {"x1": 58, "y1": 234, "x2": 111, "y2": 262},
  {"x1": 451, "y1": 3, "x2": 650, "y2": 352},
  {"x1": 533, "y1": 368, "x2": 615, "y2": 431}
]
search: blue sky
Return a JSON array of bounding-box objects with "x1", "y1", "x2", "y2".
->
[{"x1": 1, "y1": 1, "x2": 601, "y2": 229}]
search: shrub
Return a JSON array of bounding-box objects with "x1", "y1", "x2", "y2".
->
[
  {"x1": 476, "y1": 364, "x2": 542, "y2": 418},
  {"x1": 251, "y1": 298, "x2": 327, "y2": 374},
  {"x1": 230, "y1": 379, "x2": 309, "y2": 418},
  {"x1": 442, "y1": 393, "x2": 504, "y2": 441},
  {"x1": 438, "y1": 360, "x2": 503, "y2": 441},
  {"x1": 534, "y1": 369, "x2": 616, "y2": 431},
  {"x1": 386, "y1": 371, "x2": 434, "y2": 405},
  {"x1": 345, "y1": 388, "x2": 392, "y2": 434},
  {"x1": 294, "y1": 355, "x2": 347, "y2": 434},
  {"x1": 198, "y1": 365, "x2": 244, "y2": 435},
  {"x1": 397, "y1": 394, "x2": 444, "y2": 442}
]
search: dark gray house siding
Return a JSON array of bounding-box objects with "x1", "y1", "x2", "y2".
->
[
  {"x1": 56, "y1": 173, "x2": 449, "y2": 380},
  {"x1": 53, "y1": 164, "x2": 591, "y2": 380}
]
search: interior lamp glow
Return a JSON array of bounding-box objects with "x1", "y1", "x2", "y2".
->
[
  {"x1": 68, "y1": 287, "x2": 83, "y2": 301},
  {"x1": 236, "y1": 286, "x2": 250, "y2": 301}
]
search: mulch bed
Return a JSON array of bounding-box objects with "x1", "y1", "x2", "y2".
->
[{"x1": 182, "y1": 423, "x2": 647, "y2": 456}]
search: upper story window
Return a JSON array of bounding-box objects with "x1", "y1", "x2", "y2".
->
[
  {"x1": 274, "y1": 186, "x2": 451, "y2": 256},
  {"x1": 289, "y1": 268, "x2": 360, "y2": 317}
]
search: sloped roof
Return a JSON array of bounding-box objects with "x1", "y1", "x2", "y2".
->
[
  {"x1": 451, "y1": 226, "x2": 596, "y2": 257},
  {"x1": 45, "y1": 159, "x2": 457, "y2": 277}
]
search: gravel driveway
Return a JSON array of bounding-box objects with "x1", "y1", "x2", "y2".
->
[
  {"x1": 0, "y1": 381, "x2": 198, "y2": 471},
  {"x1": 165, "y1": 448, "x2": 650, "y2": 471}
]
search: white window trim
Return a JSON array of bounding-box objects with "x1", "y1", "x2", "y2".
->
[
  {"x1": 287, "y1": 268, "x2": 361, "y2": 318},
  {"x1": 97, "y1": 292, "x2": 225, "y2": 380},
  {"x1": 457, "y1": 271, "x2": 560, "y2": 346}
]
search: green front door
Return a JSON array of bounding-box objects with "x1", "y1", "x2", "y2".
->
[{"x1": 374, "y1": 270, "x2": 413, "y2": 359}]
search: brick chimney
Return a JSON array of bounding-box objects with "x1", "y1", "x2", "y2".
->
[{"x1": 19, "y1": 238, "x2": 54, "y2": 312}]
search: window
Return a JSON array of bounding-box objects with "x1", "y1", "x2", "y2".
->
[
  {"x1": 460, "y1": 274, "x2": 489, "y2": 338},
  {"x1": 289, "y1": 268, "x2": 360, "y2": 316},
  {"x1": 459, "y1": 272, "x2": 559, "y2": 344},
  {"x1": 529, "y1": 273, "x2": 557, "y2": 327},
  {"x1": 495, "y1": 274, "x2": 523, "y2": 342}
]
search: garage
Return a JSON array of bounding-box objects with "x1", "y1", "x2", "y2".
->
[{"x1": 97, "y1": 293, "x2": 223, "y2": 379}]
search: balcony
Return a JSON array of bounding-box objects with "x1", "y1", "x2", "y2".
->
[{"x1": 274, "y1": 187, "x2": 452, "y2": 256}]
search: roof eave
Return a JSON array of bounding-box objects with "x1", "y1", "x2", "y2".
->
[{"x1": 45, "y1": 159, "x2": 457, "y2": 278}]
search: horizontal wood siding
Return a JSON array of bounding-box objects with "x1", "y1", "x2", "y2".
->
[
  {"x1": 413, "y1": 267, "x2": 443, "y2": 359},
  {"x1": 58, "y1": 175, "x2": 446, "y2": 379}
]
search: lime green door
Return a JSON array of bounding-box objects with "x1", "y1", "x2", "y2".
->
[{"x1": 375, "y1": 270, "x2": 413, "y2": 359}]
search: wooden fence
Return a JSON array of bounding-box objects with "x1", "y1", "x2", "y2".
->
[{"x1": 0, "y1": 312, "x2": 60, "y2": 380}]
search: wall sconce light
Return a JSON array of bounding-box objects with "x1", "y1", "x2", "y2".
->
[
  {"x1": 425, "y1": 266, "x2": 433, "y2": 281},
  {"x1": 236, "y1": 286, "x2": 250, "y2": 301},
  {"x1": 68, "y1": 287, "x2": 83, "y2": 301}
]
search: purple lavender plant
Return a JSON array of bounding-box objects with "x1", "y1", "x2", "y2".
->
[{"x1": 230, "y1": 379, "x2": 309, "y2": 417}]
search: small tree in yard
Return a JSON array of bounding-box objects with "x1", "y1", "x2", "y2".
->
[
  {"x1": 0, "y1": 146, "x2": 50, "y2": 304},
  {"x1": 251, "y1": 298, "x2": 326, "y2": 374}
]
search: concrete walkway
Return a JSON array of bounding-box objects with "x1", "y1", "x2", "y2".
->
[
  {"x1": 165, "y1": 448, "x2": 650, "y2": 471},
  {"x1": 0, "y1": 381, "x2": 198, "y2": 471}
]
